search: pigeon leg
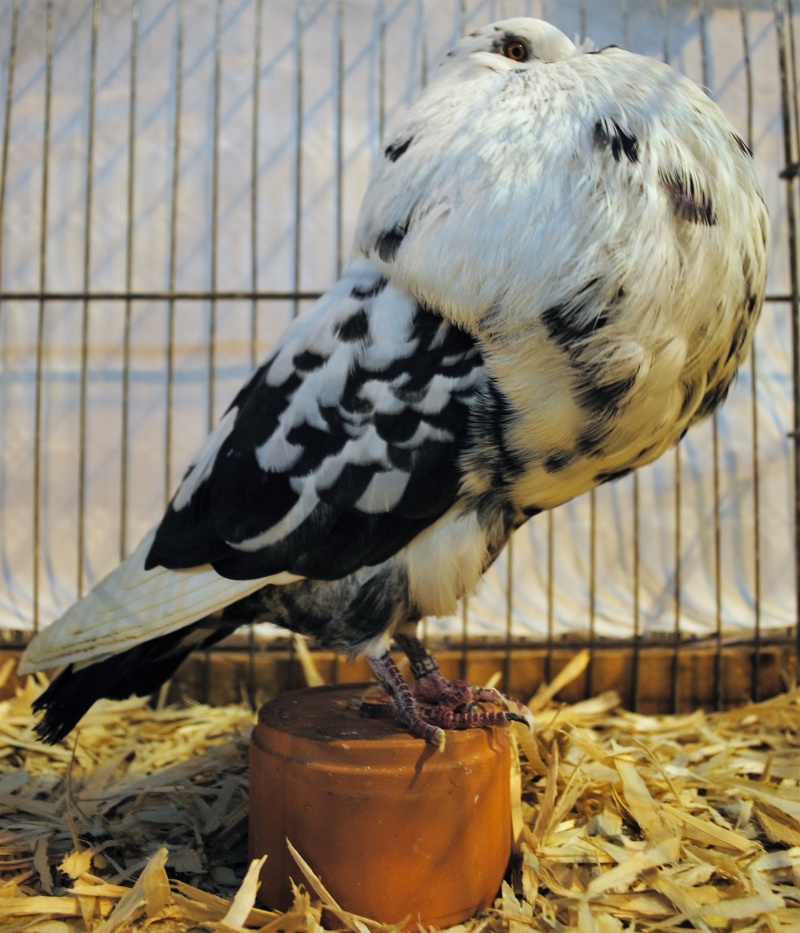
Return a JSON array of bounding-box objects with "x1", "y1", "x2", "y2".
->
[
  {"x1": 366, "y1": 651, "x2": 446, "y2": 750},
  {"x1": 393, "y1": 632, "x2": 534, "y2": 730}
]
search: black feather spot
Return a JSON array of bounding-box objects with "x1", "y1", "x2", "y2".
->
[
  {"x1": 594, "y1": 466, "x2": 633, "y2": 484},
  {"x1": 293, "y1": 350, "x2": 326, "y2": 372},
  {"x1": 473, "y1": 498, "x2": 518, "y2": 554},
  {"x1": 229, "y1": 369, "x2": 302, "y2": 447},
  {"x1": 351, "y1": 277, "x2": 387, "y2": 300},
  {"x1": 742, "y1": 252, "x2": 753, "y2": 284},
  {"x1": 680, "y1": 381, "x2": 699, "y2": 417},
  {"x1": 541, "y1": 279, "x2": 611, "y2": 349},
  {"x1": 222, "y1": 468, "x2": 302, "y2": 545},
  {"x1": 594, "y1": 119, "x2": 639, "y2": 163},
  {"x1": 285, "y1": 422, "x2": 348, "y2": 475},
  {"x1": 316, "y1": 462, "x2": 375, "y2": 506},
  {"x1": 391, "y1": 385, "x2": 426, "y2": 405},
  {"x1": 726, "y1": 318, "x2": 749, "y2": 364},
  {"x1": 384, "y1": 138, "x2": 413, "y2": 162},
  {"x1": 345, "y1": 568, "x2": 410, "y2": 629},
  {"x1": 741, "y1": 256, "x2": 760, "y2": 319},
  {"x1": 375, "y1": 408, "x2": 423, "y2": 443},
  {"x1": 573, "y1": 367, "x2": 638, "y2": 415},
  {"x1": 223, "y1": 358, "x2": 277, "y2": 417},
  {"x1": 522, "y1": 504, "x2": 542, "y2": 518},
  {"x1": 340, "y1": 381, "x2": 373, "y2": 415},
  {"x1": 543, "y1": 305, "x2": 612, "y2": 349},
  {"x1": 479, "y1": 301, "x2": 504, "y2": 335},
  {"x1": 484, "y1": 383, "x2": 526, "y2": 480},
  {"x1": 577, "y1": 422, "x2": 611, "y2": 457},
  {"x1": 335, "y1": 308, "x2": 369, "y2": 342},
  {"x1": 376, "y1": 225, "x2": 407, "y2": 262},
  {"x1": 693, "y1": 376, "x2": 734, "y2": 421},
  {"x1": 661, "y1": 169, "x2": 716, "y2": 225},
  {"x1": 388, "y1": 438, "x2": 441, "y2": 473},
  {"x1": 733, "y1": 132, "x2": 752, "y2": 157},
  {"x1": 544, "y1": 450, "x2": 574, "y2": 473}
]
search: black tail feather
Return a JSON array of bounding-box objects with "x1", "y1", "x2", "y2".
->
[{"x1": 31, "y1": 621, "x2": 237, "y2": 744}]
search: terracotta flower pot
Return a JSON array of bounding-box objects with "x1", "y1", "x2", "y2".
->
[{"x1": 249, "y1": 683, "x2": 512, "y2": 929}]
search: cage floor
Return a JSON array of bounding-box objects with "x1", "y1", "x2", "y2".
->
[{"x1": 0, "y1": 656, "x2": 799, "y2": 933}]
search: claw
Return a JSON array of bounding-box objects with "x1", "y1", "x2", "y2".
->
[
  {"x1": 366, "y1": 651, "x2": 446, "y2": 747},
  {"x1": 364, "y1": 635, "x2": 533, "y2": 746}
]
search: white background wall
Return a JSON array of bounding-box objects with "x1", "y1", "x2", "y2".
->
[{"x1": 0, "y1": 0, "x2": 795, "y2": 643}]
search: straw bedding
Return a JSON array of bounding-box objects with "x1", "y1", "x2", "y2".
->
[{"x1": 1, "y1": 651, "x2": 798, "y2": 932}]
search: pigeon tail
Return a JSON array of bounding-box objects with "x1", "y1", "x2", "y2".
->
[{"x1": 31, "y1": 620, "x2": 237, "y2": 744}]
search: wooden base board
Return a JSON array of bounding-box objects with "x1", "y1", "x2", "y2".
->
[
  {"x1": 165, "y1": 642, "x2": 797, "y2": 715},
  {"x1": 3, "y1": 642, "x2": 796, "y2": 714}
]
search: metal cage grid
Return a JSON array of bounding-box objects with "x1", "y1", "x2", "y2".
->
[{"x1": 0, "y1": 0, "x2": 798, "y2": 713}]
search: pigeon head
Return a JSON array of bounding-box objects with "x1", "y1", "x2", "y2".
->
[{"x1": 441, "y1": 18, "x2": 579, "y2": 72}]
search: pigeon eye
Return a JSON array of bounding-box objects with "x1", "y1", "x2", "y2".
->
[{"x1": 502, "y1": 39, "x2": 530, "y2": 63}]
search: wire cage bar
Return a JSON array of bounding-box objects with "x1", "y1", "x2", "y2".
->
[{"x1": 0, "y1": 0, "x2": 797, "y2": 715}]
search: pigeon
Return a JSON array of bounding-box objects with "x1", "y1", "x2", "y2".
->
[{"x1": 20, "y1": 18, "x2": 768, "y2": 748}]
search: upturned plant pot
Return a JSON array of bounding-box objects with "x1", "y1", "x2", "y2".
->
[{"x1": 249, "y1": 683, "x2": 513, "y2": 929}]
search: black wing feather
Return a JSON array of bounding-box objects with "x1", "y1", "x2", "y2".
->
[{"x1": 147, "y1": 286, "x2": 485, "y2": 583}]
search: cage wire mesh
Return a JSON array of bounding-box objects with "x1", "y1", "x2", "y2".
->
[{"x1": 0, "y1": 0, "x2": 798, "y2": 712}]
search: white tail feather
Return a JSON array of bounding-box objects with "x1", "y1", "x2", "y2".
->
[{"x1": 18, "y1": 529, "x2": 298, "y2": 673}]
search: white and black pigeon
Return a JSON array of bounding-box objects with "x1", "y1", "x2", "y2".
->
[{"x1": 20, "y1": 18, "x2": 768, "y2": 747}]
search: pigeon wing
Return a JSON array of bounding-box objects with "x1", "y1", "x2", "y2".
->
[{"x1": 20, "y1": 261, "x2": 486, "y2": 672}]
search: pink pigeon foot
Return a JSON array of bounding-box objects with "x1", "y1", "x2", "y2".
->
[{"x1": 365, "y1": 633, "x2": 533, "y2": 749}]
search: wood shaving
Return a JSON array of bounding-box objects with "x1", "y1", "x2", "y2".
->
[{"x1": 1, "y1": 656, "x2": 799, "y2": 931}]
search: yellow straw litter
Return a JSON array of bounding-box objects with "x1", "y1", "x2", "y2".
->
[{"x1": 1, "y1": 652, "x2": 798, "y2": 932}]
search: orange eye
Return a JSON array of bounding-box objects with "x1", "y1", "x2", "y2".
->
[{"x1": 502, "y1": 39, "x2": 529, "y2": 63}]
